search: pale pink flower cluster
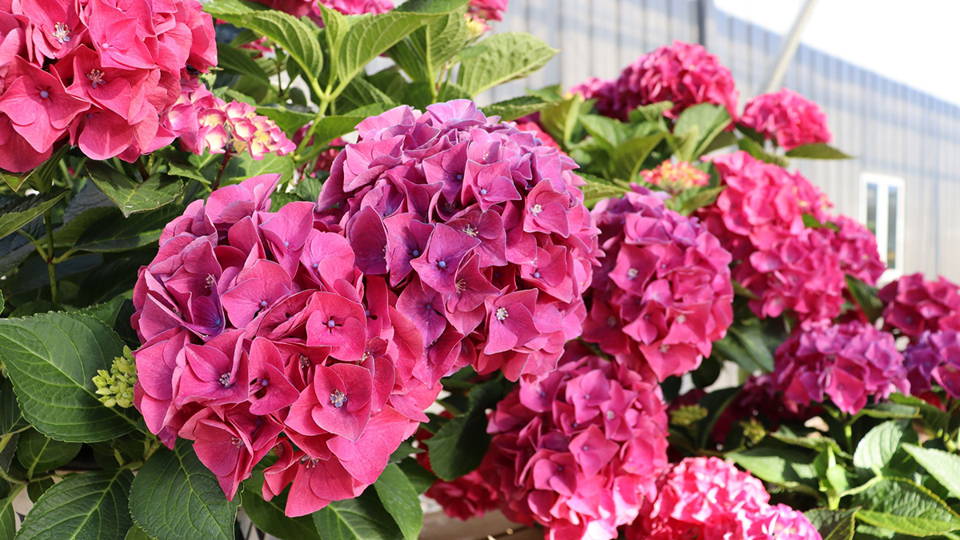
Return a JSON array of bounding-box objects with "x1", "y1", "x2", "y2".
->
[
  {"x1": 484, "y1": 350, "x2": 669, "y2": 540},
  {"x1": 166, "y1": 79, "x2": 295, "y2": 159},
  {"x1": 740, "y1": 88, "x2": 831, "y2": 151},
  {"x1": 585, "y1": 185, "x2": 733, "y2": 380},
  {"x1": 627, "y1": 457, "x2": 821, "y2": 540},
  {"x1": 773, "y1": 320, "x2": 908, "y2": 414}
]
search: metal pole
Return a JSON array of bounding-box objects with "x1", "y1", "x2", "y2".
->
[
  {"x1": 696, "y1": 0, "x2": 710, "y2": 47},
  {"x1": 763, "y1": 0, "x2": 819, "y2": 93}
]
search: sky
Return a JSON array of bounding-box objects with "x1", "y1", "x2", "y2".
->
[{"x1": 712, "y1": 0, "x2": 960, "y2": 105}]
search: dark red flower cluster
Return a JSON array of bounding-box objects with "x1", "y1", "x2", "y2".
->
[
  {"x1": 0, "y1": 0, "x2": 216, "y2": 171},
  {"x1": 584, "y1": 185, "x2": 733, "y2": 380},
  {"x1": 739, "y1": 88, "x2": 831, "y2": 151},
  {"x1": 414, "y1": 427, "x2": 500, "y2": 521},
  {"x1": 879, "y1": 273, "x2": 960, "y2": 339},
  {"x1": 697, "y1": 151, "x2": 846, "y2": 321},
  {"x1": 483, "y1": 349, "x2": 669, "y2": 540},
  {"x1": 131, "y1": 175, "x2": 441, "y2": 517},
  {"x1": 773, "y1": 320, "x2": 908, "y2": 414},
  {"x1": 318, "y1": 100, "x2": 601, "y2": 382},
  {"x1": 573, "y1": 41, "x2": 738, "y2": 121}
]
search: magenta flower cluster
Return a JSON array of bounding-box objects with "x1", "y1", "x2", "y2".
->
[
  {"x1": 698, "y1": 151, "x2": 846, "y2": 321},
  {"x1": 739, "y1": 88, "x2": 832, "y2": 150},
  {"x1": 584, "y1": 185, "x2": 733, "y2": 380},
  {"x1": 905, "y1": 331, "x2": 960, "y2": 399},
  {"x1": 130, "y1": 174, "x2": 442, "y2": 517},
  {"x1": 483, "y1": 349, "x2": 669, "y2": 540},
  {"x1": 829, "y1": 214, "x2": 885, "y2": 286},
  {"x1": 879, "y1": 272, "x2": 960, "y2": 339},
  {"x1": 573, "y1": 41, "x2": 739, "y2": 121},
  {"x1": 165, "y1": 79, "x2": 296, "y2": 160},
  {"x1": 318, "y1": 100, "x2": 600, "y2": 381},
  {"x1": 627, "y1": 457, "x2": 821, "y2": 540},
  {"x1": 251, "y1": 0, "x2": 393, "y2": 20},
  {"x1": 773, "y1": 320, "x2": 908, "y2": 414},
  {"x1": 0, "y1": 0, "x2": 216, "y2": 172}
]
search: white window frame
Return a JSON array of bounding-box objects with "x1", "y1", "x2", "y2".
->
[{"x1": 859, "y1": 173, "x2": 905, "y2": 282}]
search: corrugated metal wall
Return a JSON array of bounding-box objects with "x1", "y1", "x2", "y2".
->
[{"x1": 485, "y1": 0, "x2": 960, "y2": 281}]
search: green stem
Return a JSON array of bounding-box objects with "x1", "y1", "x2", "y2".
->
[
  {"x1": 0, "y1": 467, "x2": 24, "y2": 486},
  {"x1": 212, "y1": 151, "x2": 233, "y2": 190},
  {"x1": 43, "y1": 209, "x2": 58, "y2": 305}
]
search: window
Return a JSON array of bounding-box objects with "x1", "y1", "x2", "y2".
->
[{"x1": 860, "y1": 173, "x2": 904, "y2": 279}]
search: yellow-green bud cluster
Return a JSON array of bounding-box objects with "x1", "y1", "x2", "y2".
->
[
  {"x1": 92, "y1": 346, "x2": 137, "y2": 409},
  {"x1": 670, "y1": 405, "x2": 708, "y2": 427},
  {"x1": 741, "y1": 418, "x2": 766, "y2": 445}
]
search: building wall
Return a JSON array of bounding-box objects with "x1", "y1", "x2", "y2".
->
[{"x1": 485, "y1": 0, "x2": 960, "y2": 281}]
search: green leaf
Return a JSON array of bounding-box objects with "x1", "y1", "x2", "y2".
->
[
  {"x1": 0, "y1": 290, "x2": 4, "y2": 313},
  {"x1": 580, "y1": 114, "x2": 630, "y2": 150},
  {"x1": 16, "y1": 430, "x2": 81, "y2": 477},
  {"x1": 0, "y1": 378, "x2": 26, "y2": 435},
  {"x1": 457, "y1": 33, "x2": 557, "y2": 96},
  {"x1": 665, "y1": 186, "x2": 723, "y2": 216},
  {"x1": 579, "y1": 175, "x2": 629, "y2": 209},
  {"x1": 888, "y1": 394, "x2": 950, "y2": 433},
  {"x1": 786, "y1": 143, "x2": 852, "y2": 159},
  {"x1": 397, "y1": 459, "x2": 435, "y2": 495},
  {"x1": 217, "y1": 42, "x2": 271, "y2": 82},
  {"x1": 390, "y1": 7, "x2": 470, "y2": 83},
  {"x1": 334, "y1": 3, "x2": 461, "y2": 93},
  {"x1": 0, "y1": 312, "x2": 138, "y2": 442},
  {"x1": 427, "y1": 377, "x2": 510, "y2": 481},
  {"x1": 805, "y1": 508, "x2": 857, "y2": 540},
  {"x1": 0, "y1": 146, "x2": 68, "y2": 193},
  {"x1": 853, "y1": 477, "x2": 960, "y2": 536},
  {"x1": 539, "y1": 94, "x2": 584, "y2": 146},
  {"x1": 737, "y1": 137, "x2": 789, "y2": 167},
  {"x1": 611, "y1": 134, "x2": 664, "y2": 180},
  {"x1": 672, "y1": 103, "x2": 731, "y2": 161},
  {"x1": 727, "y1": 447, "x2": 818, "y2": 494},
  {"x1": 312, "y1": 490, "x2": 403, "y2": 540},
  {"x1": 256, "y1": 105, "x2": 315, "y2": 134},
  {"x1": 0, "y1": 494, "x2": 16, "y2": 539},
  {"x1": 88, "y1": 167, "x2": 183, "y2": 217},
  {"x1": 713, "y1": 320, "x2": 775, "y2": 373},
  {"x1": 16, "y1": 469, "x2": 133, "y2": 540},
  {"x1": 129, "y1": 441, "x2": 240, "y2": 540},
  {"x1": 373, "y1": 464, "x2": 422, "y2": 540},
  {"x1": 845, "y1": 274, "x2": 884, "y2": 323},
  {"x1": 853, "y1": 421, "x2": 906, "y2": 470},
  {"x1": 481, "y1": 95, "x2": 555, "y2": 122},
  {"x1": 124, "y1": 526, "x2": 154, "y2": 540},
  {"x1": 26, "y1": 478, "x2": 54, "y2": 503},
  {"x1": 0, "y1": 191, "x2": 67, "y2": 240},
  {"x1": 206, "y1": 0, "x2": 323, "y2": 86},
  {"x1": 903, "y1": 444, "x2": 960, "y2": 500},
  {"x1": 337, "y1": 76, "x2": 400, "y2": 111}
]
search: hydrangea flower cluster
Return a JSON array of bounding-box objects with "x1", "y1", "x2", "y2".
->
[
  {"x1": 904, "y1": 331, "x2": 960, "y2": 398},
  {"x1": 584, "y1": 185, "x2": 733, "y2": 380},
  {"x1": 466, "y1": 0, "x2": 508, "y2": 32},
  {"x1": 739, "y1": 89, "x2": 831, "y2": 150},
  {"x1": 0, "y1": 0, "x2": 216, "y2": 171},
  {"x1": 772, "y1": 320, "x2": 908, "y2": 414},
  {"x1": 626, "y1": 457, "x2": 821, "y2": 540},
  {"x1": 130, "y1": 174, "x2": 441, "y2": 517},
  {"x1": 318, "y1": 100, "x2": 601, "y2": 382},
  {"x1": 829, "y1": 215, "x2": 885, "y2": 286},
  {"x1": 574, "y1": 41, "x2": 738, "y2": 121},
  {"x1": 483, "y1": 350, "x2": 669, "y2": 540},
  {"x1": 698, "y1": 151, "x2": 845, "y2": 321},
  {"x1": 879, "y1": 273, "x2": 960, "y2": 340},
  {"x1": 639, "y1": 159, "x2": 709, "y2": 194},
  {"x1": 165, "y1": 80, "x2": 295, "y2": 159}
]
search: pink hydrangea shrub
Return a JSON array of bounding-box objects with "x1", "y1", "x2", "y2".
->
[
  {"x1": 584, "y1": 185, "x2": 733, "y2": 380},
  {"x1": 627, "y1": 457, "x2": 820, "y2": 540},
  {"x1": 165, "y1": 79, "x2": 295, "y2": 159},
  {"x1": 318, "y1": 100, "x2": 601, "y2": 382},
  {"x1": 580, "y1": 41, "x2": 738, "y2": 121},
  {"x1": 879, "y1": 273, "x2": 960, "y2": 340},
  {"x1": 0, "y1": 0, "x2": 217, "y2": 171},
  {"x1": 905, "y1": 331, "x2": 960, "y2": 398},
  {"x1": 484, "y1": 349, "x2": 669, "y2": 540},
  {"x1": 829, "y1": 215, "x2": 885, "y2": 286},
  {"x1": 131, "y1": 175, "x2": 441, "y2": 517},
  {"x1": 739, "y1": 89, "x2": 831, "y2": 150},
  {"x1": 639, "y1": 159, "x2": 710, "y2": 194},
  {"x1": 698, "y1": 151, "x2": 845, "y2": 321},
  {"x1": 773, "y1": 320, "x2": 908, "y2": 414}
]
